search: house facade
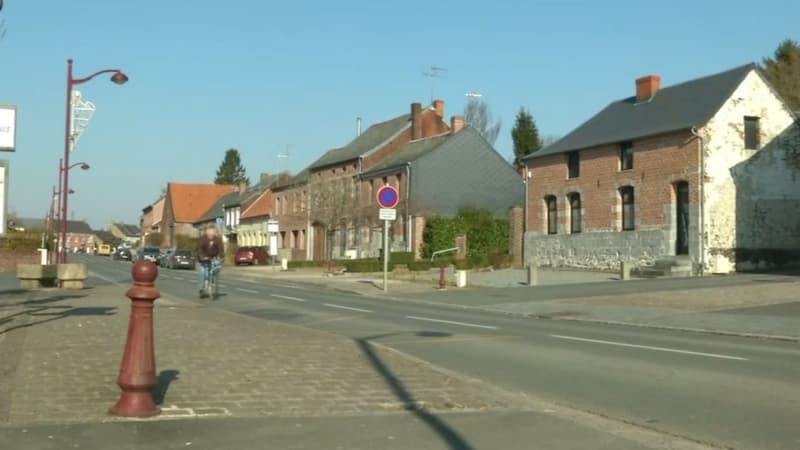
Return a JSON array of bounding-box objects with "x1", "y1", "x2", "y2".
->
[
  {"x1": 140, "y1": 196, "x2": 165, "y2": 243},
  {"x1": 160, "y1": 183, "x2": 235, "y2": 247},
  {"x1": 238, "y1": 187, "x2": 275, "y2": 248},
  {"x1": 109, "y1": 222, "x2": 140, "y2": 246},
  {"x1": 522, "y1": 63, "x2": 800, "y2": 274}
]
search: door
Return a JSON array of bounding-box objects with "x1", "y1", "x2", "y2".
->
[
  {"x1": 676, "y1": 182, "x2": 690, "y2": 255},
  {"x1": 313, "y1": 224, "x2": 325, "y2": 261}
]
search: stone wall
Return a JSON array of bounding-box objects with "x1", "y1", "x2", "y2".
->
[
  {"x1": 701, "y1": 70, "x2": 800, "y2": 272},
  {"x1": 525, "y1": 229, "x2": 670, "y2": 270}
]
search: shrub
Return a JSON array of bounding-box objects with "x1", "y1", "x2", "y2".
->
[
  {"x1": 390, "y1": 252, "x2": 415, "y2": 265},
  {"x1": 344, "y1": 259, "x2": 385, "y2": 273},
  {"x1": 408, "y1": 261, "x2": 432, "y2": 271},
  {"x1": 288, "y1": 260, "x2": 325, "y2": 269},
  {"x1": 2, "y1": 232, "x2": 41, "y2": 251},
  {"x1": 453, "y1": 259, "x2": 474, "y2": 271},
  {"x1": 422, "y1": 207, "x2": 509, "y2": 268}
]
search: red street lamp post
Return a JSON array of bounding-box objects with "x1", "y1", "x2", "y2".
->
[
  {"x1": 60, "y1": 59, "x2": 128, "y2": 264},
  {"x1": 55, "y1": 157, "x2": 89, "y2": 260}
]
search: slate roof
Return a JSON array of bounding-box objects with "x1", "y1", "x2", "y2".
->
[
  {"x1": 53, "y1": 220, "x2": 94, "y2": 234},
  {"x1": 94, "y1": 230, "x2": 119, "y2": 244},
  {"x1": 167, "y1": 183, "x2": 235, "y2": 222},
  {"x1": 113, "y1": 223, "x2": 140, "y2": 236},
  {"x1": 526, "y1": 63, "x2": 757, "y2": 159},
  {"x1": 309, "y1": 113, "x2": 411, "y2": 169},
  {"x1": 11, "y1": 217, "x2": 46, "y2": 231},
  {"x1": 361, "y1": 133, "x2": 451, "y2": 175},
  {"x1": 194, "y1": 190, "x2": 241, "y2": 224}
]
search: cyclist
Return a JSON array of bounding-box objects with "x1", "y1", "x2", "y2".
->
[{"x1": 197, "y1": 223, "x2": 224, "y2": 298}]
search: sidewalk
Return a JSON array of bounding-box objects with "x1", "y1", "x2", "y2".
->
[{"x1": 0, "y1": 285, "x2": 511, "y2": 427}]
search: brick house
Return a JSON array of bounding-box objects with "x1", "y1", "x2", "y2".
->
[
  {"x1": 140, "y1": 196, "x2": 165, "y2": 242},
  {"x1": 160, "y1": 183, "x2": 236, "y2": 248},
  {"x1": 108, "y1": 222, "x2": 140, "y2": 246},
  {"x1": 358, "y1": 123, "x2": 524, "y2": 258},
  {"x1": 522, "y1": 63, "x2": 800, "y2": 274},
  {"x1": 269, "y1": 100, "x2": 452, "y2": 260}
]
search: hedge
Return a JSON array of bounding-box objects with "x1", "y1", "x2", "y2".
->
[
  {"x1": 407, "y1": 261, "x2": 432, "y2": 271},
  {"x1": 288, "y1": 260, "x2": 326, "y2": 269},
  {"x1": 1, "y1": 232, "x2": 42, "y2": 251},
  {"x1": 422, "y1": 207, "x2": 509, "y2": 268},
  {"x1": 390, "y1": 252, "x2": 415, "y2": 265},
  {"x1": 343, "y1": 259, "x2": 388, "y2": 273}
]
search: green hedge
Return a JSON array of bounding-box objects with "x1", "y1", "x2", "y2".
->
[
  {"x1": 343, "y1": 259, "x2": 389, "y2": 273},
  {"x1": 390, "y1": 252, "x2": 415, "y2": 265},
  {"x1": 408, "y1": 261, "x2": 432, "y2": 271},
  {"x1": 1, "y1": 232, "x2": 42, "y2": 251},
  {"x1": 288, "y1": 260, "x2": 326, "y2": 269},
  {"x1": 422, "y1": 207, "x2": 509, "y2": 268}
]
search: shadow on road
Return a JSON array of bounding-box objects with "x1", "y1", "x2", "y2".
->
[
  {"x1": 0, "y1": 293, "x2": 116, "y2": 336},
  {"x1": 356, "y1": 331, "x2": 473, "y2": 450},
  {"x1": 153, "y1": 369, "x2": 181, "y2": 405}
]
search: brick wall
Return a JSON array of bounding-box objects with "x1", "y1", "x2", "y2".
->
[
  {"x1": 525, "y1": 130, "x2": 702, "y2": 269},
  {"x1": 0, "y1": 249, "x2": 39, "y2": 272}
]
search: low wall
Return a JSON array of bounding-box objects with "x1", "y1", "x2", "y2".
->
[
  {"x1": 0, "y1": 249, "x2": 39, "y2": 273},
  {"x1": 524, "y1": 229, "x2": 673, "y2": 270}
]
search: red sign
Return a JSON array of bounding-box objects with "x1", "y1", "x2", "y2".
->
[{"x1": 376, "y1": 185, "x2": 399, "y2": 209}]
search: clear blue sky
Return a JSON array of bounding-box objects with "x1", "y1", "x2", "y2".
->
[{"x1": 0, "y1": 0, "x2": 796, "y2": 229}]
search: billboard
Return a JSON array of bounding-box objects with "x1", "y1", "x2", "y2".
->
[
  {"x1": 0, "y1": 105, "x2": 16, "y2": 151},
  {"x1": 0, "y1": 161, "x2": 7, "y2": 237}
]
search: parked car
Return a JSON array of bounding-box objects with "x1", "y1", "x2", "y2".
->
[
  {"x1": 159, "y1": 249, "x2": 176, "y2": 267},
  {"x1": 235, "y1": 246, "x2": 269, "y2": 265},
  {"x1": 164, "y1": 249, "x2": 195, "y2": 270},
  {"x1": 139, "y1": 247, "x2": 161, "y2": 264},
  {"x1": 97, "y1": 244, "x2": 113, "y2": 256},
  {"x1": 114, "y1": 247, "x2": 133, "y2": 261}
]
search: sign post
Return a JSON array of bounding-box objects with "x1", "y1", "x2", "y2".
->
[{"x1": 376, "y1": 185, "x2": 400, "y2": 293}]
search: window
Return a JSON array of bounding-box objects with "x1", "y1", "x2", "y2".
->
[
  {"x1": 744, "y1": 116, "x2": 760, "y2": 149},
  {"x1": 620, "y1": 186, "x2": 635, "y2": 231},
  {"x1": 545, "y1": 196, "x2": 558, "y2": 235},
  {"x1": 568, "y1": 193, "x2": 582, "y2": 234},
  {"x1": 567, "y1": 152, "x2": 580, "y2": 178},
  {"x1": 620, "y1": 142, "x2": 634, "y2": 170}
]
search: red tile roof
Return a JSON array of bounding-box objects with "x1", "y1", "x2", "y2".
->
[
  {"x1": 241, "y1": 190, "x2": 273, "y2": 219},
  {"x1": 168, "y1": 183, "x2": 235, "y2": 223}
]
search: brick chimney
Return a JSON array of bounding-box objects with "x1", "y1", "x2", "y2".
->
[
  {"x1": 433, "y1": 99, "x2": 445, "y2": 118},
  {"x1": 237, "y1": 181, "x2": 248, "y2": 193},
  {"x1": 411, "y1": 102, "x2": 423, "y2": 140},
  {"x1": 636, "y1": 75, "x2": 661, "y2": 102},
  {"x1": 450, "y1": 115, "x2": 464, "y2": 134}
]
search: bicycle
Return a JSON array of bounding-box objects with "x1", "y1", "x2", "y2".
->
[{"x1": 199, "y1": 258, "x2": 222, "y2": 299}]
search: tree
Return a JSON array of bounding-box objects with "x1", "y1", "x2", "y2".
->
[
  {"x1": 464, "y1": 98, "x2": 502, "y2": 145},
  {"x1": 762, "y1": 39, "x2": 800, "y2": 111},
  {"x1": 214, "y1": 148, "x2": 249, "y2": 185},
  {"x1": 511, "y1": 107, "x2": 542, "y2": 166}
]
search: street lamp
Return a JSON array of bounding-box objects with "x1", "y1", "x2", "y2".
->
[{"x1": 60, "y1": 59, "x2": 128, "y2": 263}]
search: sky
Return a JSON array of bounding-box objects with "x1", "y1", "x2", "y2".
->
[{"x1": 0, "y1": 0, "x2": 797, "y2": 229}]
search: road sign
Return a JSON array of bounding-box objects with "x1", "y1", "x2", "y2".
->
[
  {"x1": 376, "y1": 185, "x2": 399, "y2": 209},
  {"x1": 379, "y1": 208, "x2": 397, "y2": 221},
  {"x1": 0, "y1": 106, "x2": 16, "y2": 152}
]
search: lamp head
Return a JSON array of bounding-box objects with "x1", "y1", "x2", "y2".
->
[{"x1": 110, "y1": 71, "x2": 128, "y2": 85}]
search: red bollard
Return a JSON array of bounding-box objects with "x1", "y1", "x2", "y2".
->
[
  {"x1": 438, "y1": 264, "x2": 447, "y2": 290},
  {"x1": 110, "y1": 261, "x2": 161, "y2": 417}
]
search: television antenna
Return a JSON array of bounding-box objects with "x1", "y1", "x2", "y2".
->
[
  {"x1": 276, "y1": 144, "x2": 290, "y2": 174},
  {"x1": 422, "y1": 65, "x2": 448, "y2": 102}
]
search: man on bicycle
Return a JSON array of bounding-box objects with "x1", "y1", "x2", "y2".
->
[{"x1": 197, "y1": 223, "x2": 224, "y2": 298}]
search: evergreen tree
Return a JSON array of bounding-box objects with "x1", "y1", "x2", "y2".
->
[
  {"x1": 762, "y1": 39, "x2": 800, "y2": 111},
  {"x1": 511, "y1": 107, "x2": 542, "y2": 167},
  {"x1": 214, "y1": 148, "x2": 249, "y2": 185}
]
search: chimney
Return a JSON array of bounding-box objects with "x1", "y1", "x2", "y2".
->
[
  {"x1": 411, "y1": 102, "x2": 423, "y2": 140},
  {"x1": 450, "y1": 115, "x2": 464, "y2": 134},
  {"x1": 237, "y1": 181, "x2": 248, "y2": 193},
  {"x1": 636, "y1": 75, "x2": 661, "y2": 102},
  {"x1": 433, "y1": 99, "x2": 445, "y2": 118},
  {"x1": 357, "y1": 117, "x2": 362, "y2": 137}
]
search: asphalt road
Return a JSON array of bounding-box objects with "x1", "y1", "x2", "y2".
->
[{"x1": 86, "y1": 257, "x2": 800, "y2": 450}]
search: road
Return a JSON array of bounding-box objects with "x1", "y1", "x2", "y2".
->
[{"x1": 86, "y1": 257, "x2": 800, "y2": 450}]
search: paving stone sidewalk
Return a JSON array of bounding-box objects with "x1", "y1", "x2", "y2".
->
[{"x1": 0, "y1": 286, "x2": 509, "y2": 426}]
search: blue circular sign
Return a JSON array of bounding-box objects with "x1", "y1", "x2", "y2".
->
[{"x1": 377, "y1": 185, "x2": 399, "y2": 208}]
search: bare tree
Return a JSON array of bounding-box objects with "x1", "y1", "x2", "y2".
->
[
  {"x1": 309, "y1": 176, "x2": 360, "y2": 260},
  {"x1": 464, "y1": 98, "x2": 502, "y2": 145}
]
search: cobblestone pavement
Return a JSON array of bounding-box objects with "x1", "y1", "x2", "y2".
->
[{"x1": 0, "y1": 286, "x2": 509, "y2": 426}]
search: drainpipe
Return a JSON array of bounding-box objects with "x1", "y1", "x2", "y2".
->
[
  {"x1": 691, "y1": 127, "x2": 705, "y2": 277},
  {"x1": 405, "y1": 163, "x2": 412, "y2": 252}
]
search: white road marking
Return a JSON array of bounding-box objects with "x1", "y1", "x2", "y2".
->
[
  {"x1": 271, "y1": 294, "x2": 306, "y2": 303},
  {"x1": 174, "y1": 276, "x2": 186, "y2": 281},
  {"x1": 550, "y1": 334, "x2": 749, "y2": 361},
  {"x1": 323, "y1": 303, "x2": 373, "y2": 313},
  {"x1": 405, "y1": 316, "x2": 498, "y2": 330},
  {"x1": 235, "y1": 288, "x2": 260, "y2": 294},
  {"x1": 273, "y1": 283, "x2": 301, "y2": 289},
  {"x1": 218, "y1": 284, "x2": 229, "y2": 288}
]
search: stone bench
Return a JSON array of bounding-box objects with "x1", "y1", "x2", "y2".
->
[
  {"x1": 58, "y1": 262, "x2": 89, "y2": 289},
  {"x1": 17, "y1": 264, "x2": 58, "y2": 289}
]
